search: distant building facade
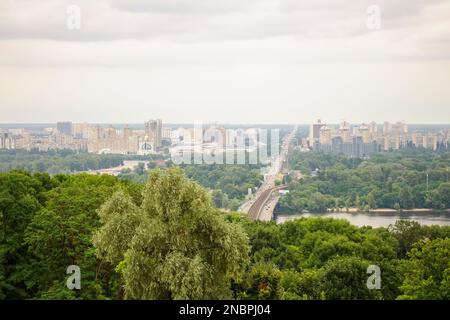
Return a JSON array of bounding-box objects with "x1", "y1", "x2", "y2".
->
[
  {"x1": 309, "y1": 120, "x2": 448, "y2": 157},
  {"x1": 56, "y1": 122, "x2": 73, "y2": 136},
  {"x1": 309, "y1": 119, "x2": 325, "y2": 145},
  {"x1": 145, "y1": 119, "x2": 162, "y2": 148}
]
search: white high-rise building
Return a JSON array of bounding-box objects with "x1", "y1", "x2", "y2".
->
[{"x1": 0, "y1": 132, "x2": 14, "y2": 149}]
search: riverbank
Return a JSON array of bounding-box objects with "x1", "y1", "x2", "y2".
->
[
  {"x1": 329, "y1": 208, "x2": 450, "y2": 214},
  {"x1": 275, "y1": 210, "x2": 450, "y2": 227}
]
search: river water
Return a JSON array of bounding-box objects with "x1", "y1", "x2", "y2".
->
[{"x1": 275, "y1": 211, "x2": 450, "y2": 227}]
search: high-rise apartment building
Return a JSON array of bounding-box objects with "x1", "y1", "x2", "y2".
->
[
  {"x1": 145, "y1": 119, "x2": 162, "y2": 148},
  {"x1": 319, "y1": 125, "x2": 332, "y2": 144},
  {"x1": 204, "y1": 125, "x2": 227, "y2": 146},
  {"x1": 86, "y1": 124, "x2": 140, "y2": 154},
  {"x1": 73, "y1": 123, "x2": 89, "y2": 139},
  {"x1": 359, "y1": 124, "x2": 372, "y2": 143},
  {"x1": 383, "y1": 121, "x2": 390, "y2": 134},
  {"x1": 383, "y1": 121, "x2": 408, "y2": 134},
  {"x1": 56, "y1": 122, "x2": 73, "y2": 136},
  {"x1": 162, "y1": 127, "x2": 172, "y2": 140},
  {"x1": 339, "y1": 121, "x2": 352, "y2": 142},
  {"x1": 369, "y1": 121, "x2": 378, "y2": 133},
  {"x1": 310, "y1": 120, "x2": 416, "y2": 157},
  {"x1": 309, "y1": 119, "x2": 325, "y2": 144}
]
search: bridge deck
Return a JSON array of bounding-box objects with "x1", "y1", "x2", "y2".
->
[{"x1": 247, "y1": 185, "x2": 287, "y2": 220}]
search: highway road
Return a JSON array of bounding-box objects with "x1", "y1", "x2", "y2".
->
[{"x1": 240, "y1": 126, "x2": 297, "y2": 220}]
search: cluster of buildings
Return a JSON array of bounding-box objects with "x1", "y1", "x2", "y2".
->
[
  {"x1": 0, "y1": 120, "x2": 164, "y2": 155},
  {"x1": 5, "y1": 117, "x2": 447, "y2": 159},
  {"x1": 305, "y1": 120, "x2": 450, "y2": 157},
  {"x1": 169, "y1": 126, "x2": 261, "y2": 148},
  {"x1": 0, "y1": 121, "x2": 275, "y2": 163},
  {"x1": 168, "y1": 125, "x2": 276, "y2": 164}
]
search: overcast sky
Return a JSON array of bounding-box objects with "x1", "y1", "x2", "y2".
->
[{"x1": 0, "y1": 0, "x2": 450, "y2": 124}]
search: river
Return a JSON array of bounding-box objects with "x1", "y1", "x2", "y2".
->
[{"x1": 275, "y1": 211, "x2": 450, "y2": 227}]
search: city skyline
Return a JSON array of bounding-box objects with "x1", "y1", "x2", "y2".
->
[
  {"x1": 1, "y1": 0, "x2": 450, "y2": 124},
  {"x1": 2, "y1": 119, "x2": 449, "y2": 153}
]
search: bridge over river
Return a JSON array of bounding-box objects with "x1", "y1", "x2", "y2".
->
[
  {"x1": 239, "y1": 126, "x2": 296, "y2": 221},
  {"x1": 247, "y1": 185, "x2": 288, "y2": 220}
]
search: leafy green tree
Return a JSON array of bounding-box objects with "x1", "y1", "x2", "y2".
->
[
  {"x1": 0, "y1": 171, "x2": 45, "y2": 299},
  {"x1": 389, "y1": 220, "x2": 425, "y2": 258},
  {"x1": 24, "y1": 174, "x2": 132, "y2": 299},
  {"x1": 307, "y1": 193, "x2": 330, "y2": 213},
  {"x1": 280, "y1": 269, "x2": 324, "y2": 300},
  {"x1": 181, "y1": 164, "x2": 263, "y2": 202},
  {"x1": 399, "y1": 238, "x2": 450, "y2": 300},
  {"x1": 236, "y1": 262, "x2": 282, "y2": 300},
  {"x1": 430, "y1": 183, "x2": 450, "y2": 209},
  {"x1": 93, "y1": 168, "x2": 250, "y2": 299},
  {"x1": 134, "y1": 162, "x2": 146, "y2": 175},
  {"x1": 0, "y1": 150, "x2": 127, "y2": 174},
  {"x1": 366, "y1": 191, "x2": 377, "y2": 210},
  {"x1": 319, "y1": 256, "x2": 382, "y2": 300},
  {"x1": 147, "y1": 162, "x2": 157, "y2": 170},
  {"x1": 399, "y1": 187, "x2": 414, "y2": 209},
  {"x1": 279, "y1": 149, "x2": 450, "y2": 213},
  {"x1": 378, "y1": 259, "x2": 407, "y2": 300},
  {"x1": 211, "y1": 190, "x2": 229, "y2": 209}
]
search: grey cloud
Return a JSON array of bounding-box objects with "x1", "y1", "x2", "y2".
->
[
  {"x1": 109, "y1": 0, "x2": 258, "y2": 14},
  {"x1": 0, "y1": 0, "x2": 449, "y2": 65},
  {"x1": 0, "y1": 0, "x2": 446, "y2": 42}
]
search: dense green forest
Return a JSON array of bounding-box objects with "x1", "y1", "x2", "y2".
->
[
  {"x1": 278, "y1": 149, "x2": 450, "y2": 213},
  {"x1": 1, "y1": 169, "x2": 449, "y2": 300},
  {"x1": 0, "y1": 150, "x2": 263, "y2": 211},
  {"x1": 181, "y1": 164, "x2": 263, "y2": 210},
  {"x1": 0, "y1": 149, "x2": 165, "y2": 175},
  {"x1": 119, "y1": 164, "x2": 264, "y2": 210}
]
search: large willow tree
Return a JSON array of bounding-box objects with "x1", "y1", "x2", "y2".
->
[{"x1": 93, "y1": 167, "x2": 249, "y2": 300}]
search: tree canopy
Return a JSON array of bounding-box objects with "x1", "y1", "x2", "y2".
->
[
  {"x1": 0, "y1": 168, "x2": 449, "y2": 300},
  {"x1": 93, "y1": 168, "x2": 250, "y2": 299},
  {"x1": 279, "y1": 149, "x2": 450, "y2": 213}
]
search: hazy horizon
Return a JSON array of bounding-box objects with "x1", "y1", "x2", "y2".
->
[{"x1": 1, "y1": 122, "x2": 450, "y2": 127}]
